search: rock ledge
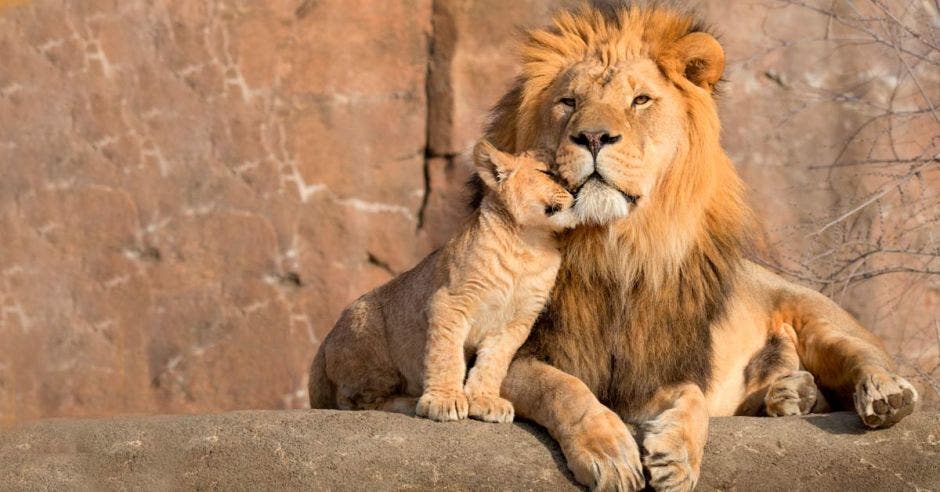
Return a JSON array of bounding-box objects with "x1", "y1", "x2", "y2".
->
[{"x1": 2, "y1": 410, "x2": 938, "y2": 490}]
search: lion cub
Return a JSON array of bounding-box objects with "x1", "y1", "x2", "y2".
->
[
  {"x1": 414, "y1": 140, "x2": 577, "y2": 423},
  {"x1": 312, "y1": 140, "x2": 575, "y2": 423}
]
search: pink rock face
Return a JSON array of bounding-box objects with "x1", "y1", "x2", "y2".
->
[
  {"x1": 0, "y1": 0, "x2": 433, "y2": 421},
  {"x1": 0, "y1": 0, "x2": 937, "y2": 422}
]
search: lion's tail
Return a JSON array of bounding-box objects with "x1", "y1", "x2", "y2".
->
[{"x1": 308, "y1": 346, "x2": 336, "y2": 409}]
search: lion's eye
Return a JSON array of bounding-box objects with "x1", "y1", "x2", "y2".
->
[
  {"x1": 631, "y1": 95, "x2": 652, "y2": 107},
  {"x1": 559, "y1": 98, "x2": 576, "y2": 109}
]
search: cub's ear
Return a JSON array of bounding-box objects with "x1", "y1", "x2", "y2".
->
[
  {"x1": 671, "y1": 32, "x2": 724, "y2": 91},
  {"x1": 472, "y1": 139, "x2": 515, "y2": 189}
]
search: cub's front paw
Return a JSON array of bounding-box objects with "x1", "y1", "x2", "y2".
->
[
  {"x1": 467, "y1": 394, "x2": 514, "y2": 423},
  {"x1": 415, "y1": 390, "x2": 469, "y2": 422},
  {"x1": 642, "y1": 421, "x2": 699, "y2": 492},
  {"x1": 765, "y1": 370, "x2": 818, "y2": 417},
  {"x1": 854, "y1": 371, "x2": 917, "y2": 428},
  {"x1": 560, "y1": 408, "x2": 645, "y2": 491}
]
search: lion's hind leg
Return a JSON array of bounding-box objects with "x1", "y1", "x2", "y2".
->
[
  {"x1": 736, "y1": 323, "x2": 829, "y2": 416},
  {"x1": 781, "y1": 288, "x2": 918, "y2": 428}
]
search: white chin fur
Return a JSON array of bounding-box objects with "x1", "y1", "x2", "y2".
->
[{"x1": 574, "y1": 181, "x2": 630, "y2": 225}]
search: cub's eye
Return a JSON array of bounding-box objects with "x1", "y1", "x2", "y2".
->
[
  {"x1": 631, "y1": 94, "x2": 652, "y2": 107},
  {"x1": 558, "y1": 98, "x2": 576, "y2": 109},
  {"x1": 544, "y1": 203, "x2": 562, "y2": 216}
]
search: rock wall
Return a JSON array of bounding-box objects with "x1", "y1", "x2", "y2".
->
[{"x1": 0, "y1": 0, "x2": 937, "y2": 422}]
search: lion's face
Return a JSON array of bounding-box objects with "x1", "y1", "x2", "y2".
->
[
  {"x1": 490, "y1": 8, "x2": 728, "y2": 227},
  {"x1": 535, "y1": 58, "x2": 688, "y2": 225}
]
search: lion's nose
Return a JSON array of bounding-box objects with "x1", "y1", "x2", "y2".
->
[{"x1": 570, "y1": 131, "x2": 621, "y2": 159}]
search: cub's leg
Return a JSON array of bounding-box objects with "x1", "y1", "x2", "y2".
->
[
  {"x1": 416, "y1": 290, "x2": 471, "y2": 421},
  {"x1": 502, "y1": 358, "x2": 645, "y2": 491},
  {"x1": 463, "y1": 318, "x2": 533, "y2": 423},
  {"x1": 639, "y1": 383, "x2": 709, "y2": 492},
  {"x1": 782, "y1": 289, "x2": 918, "y2": 428}
]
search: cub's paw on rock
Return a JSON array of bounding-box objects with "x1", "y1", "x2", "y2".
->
[
  {"x1": 467, "y1": 394, "x2": 514, "y2": 423},
  {"x1": 765, "y1": 370, "x2": 818, "y2": 417},
  {"x1": 560, "y1": 408, "x2": 645, "y2": 491},
  {"x1": 415, "y1": 390, "x2": 469, "y2": 422},
  {"x1": 855, "y1": 371, "x2": 917, "y2": 428}
]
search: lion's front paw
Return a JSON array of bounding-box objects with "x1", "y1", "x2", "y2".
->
[
  {"x1": 854, "y1": 371, "x2": 917, "y2": 428},
  {"x1": 415, "y1": 389, "x2": 469, "y2": 422},
  {"x1": 642, "y1": 421, "x2": 699, "y2": 492},
  {"x1": 560, "y1": 408, "x2": 645, "y2": 491},
  {"x1": 765, "y1": 370, "x2": 818, "y2": 417},
  {"x1": 467, "y1": 394, "x2": 514, "y2": 423}
]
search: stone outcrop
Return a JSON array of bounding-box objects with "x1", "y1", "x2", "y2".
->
[
  {"x1": 0, "y1": 0, "x2": 937, "y2": 422},
  {"x1": 2, "y1": 410, "x2": 939, "y2": 490}
]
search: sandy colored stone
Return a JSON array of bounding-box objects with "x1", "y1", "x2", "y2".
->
[{"x1": 1, "y1": 410, "x2": 939, "y2": 490}]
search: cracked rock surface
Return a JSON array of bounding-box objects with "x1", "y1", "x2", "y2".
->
[{"x1": 1, "y1": 410, "x2": 938, "y2": 490}]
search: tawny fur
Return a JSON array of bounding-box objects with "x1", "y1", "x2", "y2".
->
[
  {"x1": 311, "y1": 141, "x2": 576, "y2": 424},
  {"x1": 311, "y1": 3, "x2": 918, "y2": 490}
]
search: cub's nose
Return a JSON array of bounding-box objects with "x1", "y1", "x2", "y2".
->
[{"x1": 570, "y1": 131, "x2": 621, "y2": 159}]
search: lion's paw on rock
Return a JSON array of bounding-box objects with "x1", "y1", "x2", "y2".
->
[
  {"x1": 467, "y1": 394, "x2": 514, "y2": 423},
  {"x1": 560, "y1": 409, "x2": 645, "y2": 491},
  {"x1": 854, "y1": 371, "x2": 917, "y2": 428},
  {"x1": 765, "y1": 370, "x2": 818, "y2": 417},
  {"x1": 642, "y1": 422, "x2": 698, "y2": 492},
  {"x1": 415, "y1": 390, "x2": 469, "y2": 422}
]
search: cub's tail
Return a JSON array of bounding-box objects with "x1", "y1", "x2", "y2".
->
[{"x1": 308, "y1": 346, "x2": 336, "y2": 409}]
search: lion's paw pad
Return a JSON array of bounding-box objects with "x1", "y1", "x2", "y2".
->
[
  {"x1": 765, "y1": 370, "x2": 818, "y2": 417},
  {"x1": 854, "y1": 372, "x2": 917, "y2": 428},
  {"x1": 467, "y1": 394, "x2": 514, "y2": 423},
  {"x1": 415, "y1": 390, "x2": 469, "y2": 422}
]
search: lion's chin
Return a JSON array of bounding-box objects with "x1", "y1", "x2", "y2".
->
[{"x1": 573, "y1": 180, "x2": 631, "y2": 225}]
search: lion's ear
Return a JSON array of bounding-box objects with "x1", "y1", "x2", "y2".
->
[
  {"x1": 672, "y1": 32, "x2": 725, "y2": 91},
  {"x1": 472, "y1": 139, "x2": 515, "y2": 189}
]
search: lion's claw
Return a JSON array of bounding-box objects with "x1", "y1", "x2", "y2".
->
[
  {"x1": 415, "y1": 390, "x2": 469, "y2": 422},
  {"x1": 560, "y1": 409, "x2": 644, "y2": 491},
  {"x1": 642, "y1": 421, "x2": 698, "y2": 492},
  {"x1": 854, "y1": 372, "x2": 917, "y2": 428}
]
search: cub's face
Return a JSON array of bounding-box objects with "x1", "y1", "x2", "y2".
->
[
  {"x1": 473, "y1": 140, "x2": 577, "y2": 232},
  {"x1": 533, "y1": 57, "x2": 689, "y2": 225}
]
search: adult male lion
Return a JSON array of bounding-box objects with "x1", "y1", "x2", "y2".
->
[{"x1": 310, "y1": 2, "x2": 918, "y2": 490}]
